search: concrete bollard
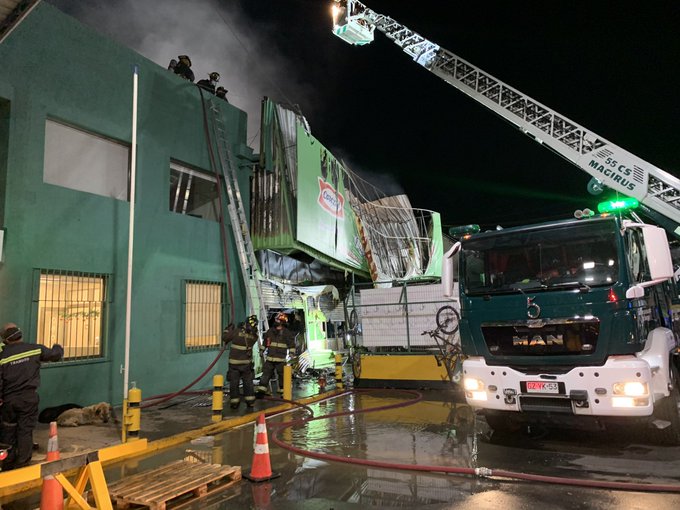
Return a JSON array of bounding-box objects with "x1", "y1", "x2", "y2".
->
[{"x1": 212, "y1": 374, "x2": 224, "y2": 422}]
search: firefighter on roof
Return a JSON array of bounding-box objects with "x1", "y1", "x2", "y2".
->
[
  {"x1": 197, "y1": 71, "x2": 220, "y2": 94},
  {"x1": 222, "y1": 315, "x2": 259, "y2": 409}
]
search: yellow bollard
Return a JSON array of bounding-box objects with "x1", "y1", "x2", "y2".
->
[
  {"x1": 283, "y1": 364, "x2": 292, "y2": 401},
  {"x1": 335, "y1": 353, "x2": 344, "y2": 389},
  {"x1": 212, "y1": 374, "x2": 224, "y2": 422},
  {"x1": 123, "y1": 386, "x2": 142, "y2": 443}
]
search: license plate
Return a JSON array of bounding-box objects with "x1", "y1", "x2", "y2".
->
[{"x1": 525, "y1": 381, "x2": 560, "y2": 394}]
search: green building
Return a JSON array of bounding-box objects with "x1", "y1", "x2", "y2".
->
[{"x1": 0, "y1": 2, "x2": 254, "y2": 407}]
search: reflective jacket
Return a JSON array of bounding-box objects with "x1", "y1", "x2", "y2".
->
[
  {"x1": 0, "y1": 342, "x2": 63, "y2": 399},
  {"x1": 222, "y1": 326, "x2": 258, "y2": 365},
  {"x1": 263, "y1": 327, "x2": 295, "y2": 362}
]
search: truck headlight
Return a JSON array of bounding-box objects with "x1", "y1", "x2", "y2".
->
[
  {"x1": 613, "y1": 381, "x2": 648, "y2": 397},
  {"x1": 464, "y1": 377, "x2": 484, "y2": 391}
]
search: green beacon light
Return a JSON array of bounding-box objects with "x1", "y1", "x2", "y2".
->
[
  {"x1": 448, "y1": 224, "x2": 480, "y2": 238},
  {"x1": 597, "y1": 197, "x2": 640, "y2": 214}
]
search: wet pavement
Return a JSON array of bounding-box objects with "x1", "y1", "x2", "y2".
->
[{"x1": 4, "y1": 388, "x2": 680, "y2": 509}]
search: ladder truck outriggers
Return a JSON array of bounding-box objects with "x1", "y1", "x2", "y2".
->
[{"x1": 331, "y1": 0, "x2": 680, "y2": 443}]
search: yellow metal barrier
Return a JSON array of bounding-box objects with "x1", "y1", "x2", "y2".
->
[
  {"x1": 283, "y1": 365, "x2": 292, "y2": 401},
  {"x1": 212, "y1": 374, "x2": 224, "y2": 422},
  {"x1": 122, "y1": 386, "x2": 142, "y2": 443},
  {"x1": 334, "y1": 353, "x2": 344, "y2": 389}
]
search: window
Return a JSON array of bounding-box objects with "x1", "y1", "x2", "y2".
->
[
  {"x1": 183, "y1": 281, "x2": 225, "y2": 351},
  {"x1": 36, "y1": 271, "x2": 108, "y2": 360},
  {"x1": 170, "y1": 161, "x2": 219, "y2": 221},
  {"x1": 44, "y1": 120, "x2": 129, "y2": 200}
]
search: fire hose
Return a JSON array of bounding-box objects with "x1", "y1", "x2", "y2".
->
[{"x1": 267, "y1": 388, "x2": 680, "y2": 493}]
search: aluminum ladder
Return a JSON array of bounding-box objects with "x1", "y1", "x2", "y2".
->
[{"x1": 205, "y1": 97, "x2": 268, "y2": 334}]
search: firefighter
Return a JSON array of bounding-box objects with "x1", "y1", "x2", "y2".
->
[
  {"x1": 173, "y1": 54, "x2": 195, "y2": 82},
  {"x1": 256, "y1": 312, "x2": 296, "y2": 395},
  {"x1": 197, "y1": 72, "x2": 220, "y2": 94},
  {"x1": 0, "y1": 323, "x2": 63, "y2": 470},
  {"x1": 216, "y1": 86, "x2": 229, "y2": 102},
  {"x1": 222, "y1": 315, "x2": 259, "y2": 409}
]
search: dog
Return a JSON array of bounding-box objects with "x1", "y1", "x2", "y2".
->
[
  {"x1": 39, "y1": 403, "x2": 83, "y2": 424},
  {"x1": 56, "y1": 402, "x2": 113, "y2": 427}
]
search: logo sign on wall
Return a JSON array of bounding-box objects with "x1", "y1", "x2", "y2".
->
[{"x1": 296, "y1": 125, "x2": 367, "y2": 272}]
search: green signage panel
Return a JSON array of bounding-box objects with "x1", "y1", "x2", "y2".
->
[{"x1": 296, "y1": 125, "x2": 368, "y2": 272}]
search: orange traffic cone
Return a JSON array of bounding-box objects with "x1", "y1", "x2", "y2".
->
[
  {"x1": 40, "y1": 422, "x2": 64, "y2": 510},
  {"x1": 243, "y1": 414, "x2": 280, "y2": 482}
]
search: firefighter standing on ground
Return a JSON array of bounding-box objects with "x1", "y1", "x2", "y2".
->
[
  {"x1": 0, "y1": 323, "x2": 63, "y2": 470},
  {"x1": 256, "y1": 313, "x2": 295, "y2": 395},
  {"x1": 222, "y1": 315, "x2": 259, "y2": 409}
]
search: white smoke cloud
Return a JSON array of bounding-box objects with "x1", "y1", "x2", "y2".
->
[{"x1": 48, "y1": 0, "x2": 311, "y2": 148}]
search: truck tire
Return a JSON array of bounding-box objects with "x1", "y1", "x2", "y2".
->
[{"x1": 649, "y1": 366, "x2": 680, "y2": 446}]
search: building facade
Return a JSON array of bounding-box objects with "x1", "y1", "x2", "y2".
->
[{"x1": 0, "y1": 3, "x2": 253, "y2": 407}]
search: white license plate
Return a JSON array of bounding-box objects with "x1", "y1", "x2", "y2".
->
[{"x1": 526, "y1": 381, "x2": 560, "y2": 394}]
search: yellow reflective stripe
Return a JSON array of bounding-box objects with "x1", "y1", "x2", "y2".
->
[
  {"x1": 266, "y1": 356, "x2": 286, "y2": 362},
  {"x1": 0, "y1": 348, "x2": 42, "y2": 365},
  {"x1": 229, "y1": 359, "x2": 251, "y2": 365},
  {"x1": 269, "y1": 342, "x2": 289, "y2": 349},
  {"x1": 231, "y1": 344, "x2": 248, "y2": 350}
]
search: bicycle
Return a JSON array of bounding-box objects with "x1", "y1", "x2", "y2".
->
[{"x1": 422, "y1": 305, "x2": 464, "y2": 383}]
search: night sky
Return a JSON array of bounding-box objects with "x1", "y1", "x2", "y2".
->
[{"x1": 50, "y1": 0, "x2": 680, "y2": 230}]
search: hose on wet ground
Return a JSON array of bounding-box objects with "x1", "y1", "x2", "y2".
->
[{"x1": 268, "y1": 388, "x2": 680, "y2": 493}]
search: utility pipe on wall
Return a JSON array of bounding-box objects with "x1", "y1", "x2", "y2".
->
[{"x1": 123, "y1": 66, "x2": 139, "y2": 413}]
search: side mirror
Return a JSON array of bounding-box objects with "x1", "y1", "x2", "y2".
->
[
  {"x1": 642, "y1": 224, "x2": 673, "y2": 281},
  {"x1": 443, "y1": 242, "x2": 461, "y2": 297}
]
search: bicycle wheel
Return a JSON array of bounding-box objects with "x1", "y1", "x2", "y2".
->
[
  {"x1": 436, "y1": 305, "x2": 460, "y2": 334},
  {"x1": 348, "y1": 309, "x2": 358, "y2": 329}
]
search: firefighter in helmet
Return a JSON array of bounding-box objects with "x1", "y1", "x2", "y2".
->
[
  {"x1": 197, "y1": 71, "x2": 220, "y2": 94},
  {"x1": 222, "y1": 314, "x2": 259, "y2": 409},
  {"x1": 173, "y1": 54, "x2": 194, "y2": 82},
  {"x1": 256, "y1": 312, "x2": 295, "y2": 395}
]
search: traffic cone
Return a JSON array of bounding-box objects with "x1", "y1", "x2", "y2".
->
[
  {"x1": 40, "y1": 422, "x2": 64, "y2": 510},
  {"x1": 243, "y1": 414, "x2": 280, "y2": 482}
]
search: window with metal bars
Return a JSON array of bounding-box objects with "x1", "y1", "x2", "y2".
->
[
  {"x1": 169, "y1": 160, "x2": 219, "y2": 221},
  {"x1": 183, "y1": 281, "x2": 226, "y2": 351},
  {"x1": 35, "y1": 270, "x2": 108, "y2": 361}
]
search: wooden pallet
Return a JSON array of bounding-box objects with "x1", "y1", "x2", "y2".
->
[{"x1": 108, "y1": 460, "x2": 241, "y2": 510}]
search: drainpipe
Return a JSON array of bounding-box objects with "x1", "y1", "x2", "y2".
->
[{"x1": 122, "y1": 66, "x2": 139, "y2": 441}]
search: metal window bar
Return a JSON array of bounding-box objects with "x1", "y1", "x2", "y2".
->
[
  {"x1": 183, "y1": 280, "x2": 226, "y2": 352},
  {"x1": 36, "y1": 270, "x2": 107, "y2": 361}
]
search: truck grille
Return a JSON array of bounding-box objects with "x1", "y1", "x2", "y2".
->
[
  {"x1": 481, "y1": 317, "x2": 599, "y2": 356},
  {"x1": 519, "y1": 396, "x2": 574, "y2": 413}
]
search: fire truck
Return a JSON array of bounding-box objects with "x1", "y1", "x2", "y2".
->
[{"x1": 331, "y1": 0, "x2": 680, "y2": 443}]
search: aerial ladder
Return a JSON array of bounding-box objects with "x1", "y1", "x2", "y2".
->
[
  {"x1": 331, "y1": 1, "x2": 680, "y2": 235},
  {"x1": 204, "y1": 95, "x2": 268, "y2": 336}
]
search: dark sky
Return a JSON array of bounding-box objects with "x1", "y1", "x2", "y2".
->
[{"x1": 50, "y1": 0, "x2": 680, "y2": 230}]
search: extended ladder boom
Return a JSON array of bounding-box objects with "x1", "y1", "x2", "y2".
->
[{"x1": 332, "y1": 1, "x2": 680, "y2": 230}]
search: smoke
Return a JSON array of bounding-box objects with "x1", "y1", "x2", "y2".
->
[
  {"x1": 333, "y1": 150, "x2": 405, "y2": 199},
  {"x1": 47, "y1": 0, "x2": 311, "y2": 148}
]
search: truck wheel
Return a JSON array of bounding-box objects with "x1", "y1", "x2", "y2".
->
[{"x1": 649, "y1": 366, "x2": 680, "y2": 446}]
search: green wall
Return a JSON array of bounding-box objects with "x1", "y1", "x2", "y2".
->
[{"x1": 0, "y1": 3, "x2": 254, "y2": 407}]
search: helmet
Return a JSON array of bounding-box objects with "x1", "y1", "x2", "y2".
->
[
  {"x1": 216, "y1": 86, "x2": 227, "y2": 97},
  {"x1": 275, "y1": 312, "x2": 288, "y2": 325},
  {"x1": 178, "y1": 55, "x2": 192, "y2": 66},
  {"x1": 209, "y1": 72, "x2": 220, "y2": 82},
  {"x1": 247, "y1": 315, "x2": 258, "y2": 329}
]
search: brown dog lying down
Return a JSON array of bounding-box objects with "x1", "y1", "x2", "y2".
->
[{"x1": 56, "y1": 402, "x2": 113, "y2": 427}]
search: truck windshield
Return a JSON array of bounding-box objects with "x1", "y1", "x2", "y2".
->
[{"x1": 462, "y1": 220, "x2": 619, "y2": 295}]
